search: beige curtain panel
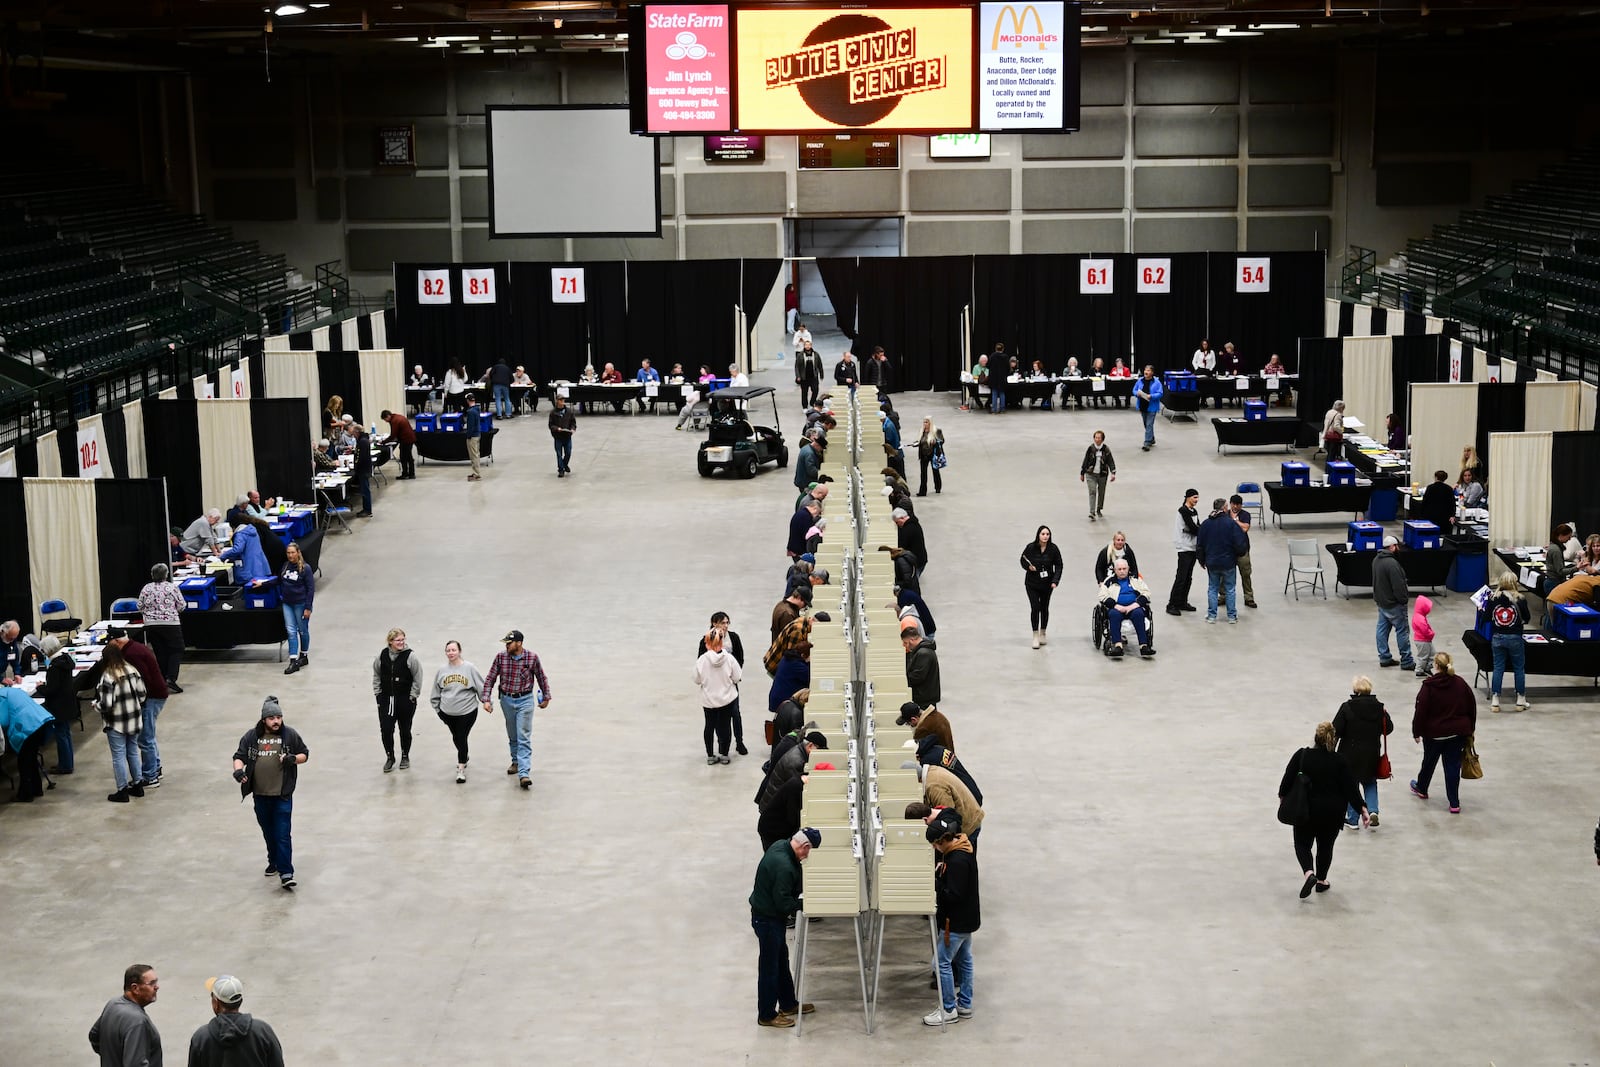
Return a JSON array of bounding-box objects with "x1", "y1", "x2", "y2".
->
[
  {"x1": 1524, "y1": 381, "x2": 1583, "y2": 433},
  {"x1": 1409, "y1": 383, "x2": 1479, "y2": 491},
  {"x1": 266, "y1": 350, "x2": 322, "y2": 441},
  {"x1": 263, "y1": 334, "x2": 291, "y2": 352},
  {"x1": 1488, "y1": 432, "x2": 1552, "y2": 549},
  {"x1": 1581, "y1": 383, "x2": 1598, "y2": 435},
  {"x1": 35, "y1": 430, "x2": 61, "y2": 477},
  {"x1": 122, "y1": 398, "x2": 148, "y2": 478},
  {"x1": 359, "y1": 349, "x2": 406, "y2": 425},
  {"x1": 1339, "y1": 337, "x2": 1394, "y2": 440},
  {"x1": 158, "y1": 386, "x2": 179, "y2": 400},
  {"x1": 0, "y1": 447, "x2": 16, "y2": 478},
  {"x1": 25, "y1": 478, "x2": 102, "y2": 628},
  {"x1": 196, "y1": 399, "x2": 258, "y2": 518}
]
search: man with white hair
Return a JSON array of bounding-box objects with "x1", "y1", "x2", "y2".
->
[
  {"x1": 179, "y1": 509, "x2": 223, "y2": 556},
  {"x1": 1099, "y1": 557, "x2": 1155, "y2": 658},
  {"x1": 749, "y1": 826, "x2": 821, "y2": 1028},
  {"x1": 893, "y1": 507, "x2": 928, "y2": 575}
]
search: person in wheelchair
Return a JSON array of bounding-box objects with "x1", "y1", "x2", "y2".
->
[{"x1": 1098, "y1": 557, "x2": 1156, "y2": 659}]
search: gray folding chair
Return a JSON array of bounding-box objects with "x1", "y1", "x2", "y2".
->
[{"x1": 1283, "y1": 538, "x2": 1327, "y2": 600}]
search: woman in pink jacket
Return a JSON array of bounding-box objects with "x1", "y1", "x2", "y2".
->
[{"x1": 1411, "y1": 594, "x2": 1436, "y2": 677}]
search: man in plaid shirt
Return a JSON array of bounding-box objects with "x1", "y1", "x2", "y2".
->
[{"x1": 482, "y1": 629, "x2": 551, "y2": 789}]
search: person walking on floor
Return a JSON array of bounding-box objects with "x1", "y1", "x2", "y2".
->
[
  {"x1": 923, "y1": 808, "x2": 980, "y2": 1026},
  {"x1": 1133, "y1": 365, "x2": 1164, "y2": 451},
  {"x1": 548, "y1": 394, "x2": 577, "y2": 477},
  {"x1": 463, "y1": 392, "x2": 485, "y2": 482},
  {"x1": 0, "y1": 680, "x2": 54, "y2": 802},
  {"x1": 1411, "y1": 594, "x2": 1437, "y2": 678},
  {"x1": 1410, "y1": 651, "x2": 1476, "y2": 814},
  {"x1": 794, "y1": 341, "x2": 823, "y2": 409},
  {"x1": 1196, "y1": 498, "x2": 1247, "y2": 624},
  {"x1": 915, "y1": 416, "x2": 945, "y2": 497},
  {"x1": 95, "y1": 639, "x2": 147, "y2": 803},
  {"x1": 1020, "y1": 524, "x2": 1062, "y2": 650},
  {"x1": 430, "y1": 640, "x2": 485, "y2": 784},
  {"x1": 373, "y1": 628, "x2": 423, "y2": 773},
  {"x1": 137, "y1": 563, "x2": 186, "y2": 692},
  {"x1": 749, "y1": 827, "x2": 821, "y2": 1028},
  {"x1": 106, "y1": 627, "x2": 167, "y2": 790},
  {"x1": 1079, "y1": 430, "x2": 1116, "y2": 520},
  {"x1": 278, "y1": 542, "x2": 314, "y2": 676},
  {"x1": 89, "y1": 964, "x2": 162, "y2": 1067},
  {"x1": 699, "y1": 612, "x2": 748, "y2": 755},
  {"x1": 381, "y1": 408, "x2": 417, "y2": 480},
  {"x1": 232, "y1": 695, "x2": 309, "y2": 890},
  {"x1": 1373, "y1": 535, "x2": 1415, "y2": 670},
  {"x1": 189, "y1": 974, "x2": 285, "y2": 1067},
  {"x1": 1333, "y1": 675, "x2": 1394, "y2": 830},
  {"x1": 1485, "y1": 573, "x2": 1531, "y2": 712},
  {"x1": 695, "y1": 628, "x2": 743, "y2": 765},
  {"x1": 1166, "y1": 489, "x2": 1201, "y2": 616},
  {"x1": 482, "y1": 629, "x2": 552, "y2": 790},
  {"x1": 1279, "y1": 722, "x2": 1369, "y2": 898}
]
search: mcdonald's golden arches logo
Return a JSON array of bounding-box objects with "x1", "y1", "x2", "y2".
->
[{"x1": 990, "y1": 4, "x2": 1057, "y2": 50}]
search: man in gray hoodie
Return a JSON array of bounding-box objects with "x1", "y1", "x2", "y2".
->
[
  {"x1": 1372, "y1": 535, "x2": 1415, "y2": 671},
  {"x1": 88, "y1": 963, "x2": 162, "y2": 1067},
  {"x1": 188, "y1": 975, "x2": 284, "y2": 1067}
]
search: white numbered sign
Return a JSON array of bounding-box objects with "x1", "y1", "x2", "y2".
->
[
  {"x1": 462, "y1": 268, "x2": 496, "y2": 304},
  {"x1": 418, "y1": 268, "x2": 451, "y2": 305},
  {"x1": 1448, "y1": 348, "x2": 1462, "y2": 383},
  {"x1": 552, "y1": 268, "x2": 586, "y2": 304},
  {"x1": 1137, "y1": 258, "x2": 1171, "y2": 294},
  {"x1": 1080, "y1": 259, "x2": 1113, "y2": 295},
  {"x1": 231, "y1": 367, "x2": 247, "y2": 398},
  {"x1": 1237, "y1": 257, "x2": 1271, "y2": 293},
  {"x1": 77, "y1": 424, "x2": 103, "y2": 479},
  {"x1": 1485, "y1": 362, "x2": 1500, "y2": 384}
]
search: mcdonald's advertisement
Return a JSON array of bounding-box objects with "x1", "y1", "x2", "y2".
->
[
  {"x1": 734, "y1": 7, "x2": 975, "y2": 132},
  {"x1": 979, "y1": 1, "x2": 1069, "y2": 129}
]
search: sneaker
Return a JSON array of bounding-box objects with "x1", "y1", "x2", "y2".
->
[
  {"x1": 383, "y1": 755, "x2": 396, "y2": 773},
  {"x1": 1400, "y1": 662, "x2": 1416, "y2": 672},
  {"x1": 1139, "y1": 644, "x2": 1156, "y2": 657},
  {"x1": 297, "y1": 654, "x2": 308, "y2": 668},
  {"x1": 280, "y1": 876, "x2": 297, "y2": 890},
  {"x1": 398, "y1": 754, "x2": 410, "y2": 770},
  {"x1": 1107, "y1": 643, "x2": 1125, "y2": 658},
  {"x1": 736, "y1": 740, "x2": 749, "y2": 756},
  {"x1": 923, "y1": 1008, "x2": 961, "y2": 1026},
  {"x1": 141, "y1": 778, "x2": 160, "y2": 789},
  {"x1": 127, "y1": 784, "x2": 145, "y2": 797},
  {"x1": 1449, "y1": 806, "x2": 1461, "y2": 814},
  {"x1": 1515, "y1": 696, "x2": 1530, "y2": 711},
  {"x1": 519, "y1": 777, "x2": 532, "y2": 790},
  {"x1": 107, "y1": 790, "x2": 130, "y2": 803},
  {"x1": 456, "y1": 766, "x2": 467, "y2": 784},
  {"x1": 758, "y1": 1015, "x2": 795, "y2": 1029},
  {"x1": 264, "y1": 865, "x2": 278, "y2": 877},
  {"x1": 1205, "y1": 615, "x2": 1217, "y2": 624},
  {"x1": 1227, "y1": 616, "x2": 1238, "y2": 624},
  {"x1": 1409, "y1": 780, "x2": 1428, "y2": 800},
  {"x1": 777, "y1": 1003, "x2": 815, "y2": 1016},
  {"x1": 1491, "y1": 696, "x2": 1501, "y2": 712},
  {"x1": 167, "y1": 682, "x2": 184, "y2": 694},
  {"x1": 717, "y1": 754, "x2": 732, "y2": 764},
  {"x1": 1378, "y1": 659, "x2": 1398, "y2": 669},
  {"x1": 1368, "y1": 813, "x2": 1379, "y2": 829},
  {"x1": 1245, "y1": 600, "x2": 1258, "y2": 609},
  {"x1": 707, "y1": 755, "x2": 718, "y2": 765},
  {"x1": 956, "y1": 1006, "x2": 974, "y2": 1018}
]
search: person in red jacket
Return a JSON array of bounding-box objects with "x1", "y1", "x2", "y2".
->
[
  {"x1": 1409, "y1": 651, "x2": 1477, "y2": 813},
  {"x1": 380, "y1": 409, "x2": 417, "y2": 480}
]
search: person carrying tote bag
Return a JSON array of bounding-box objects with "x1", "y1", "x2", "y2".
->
[
  {"x1": 1409, "y1": 651, "x2": 1477, "y2": 814},
  {"x1": 1279, "y1": 722, "x2": 1368, "y2": 898}
]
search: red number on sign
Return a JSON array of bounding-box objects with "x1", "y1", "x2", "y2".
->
[
  {"x1": 559, "y1": 276, "x2": 575, "y2": 294},
  {"x1": 1085, "y1": 267, "x2": 1108, "y2": 286},
  {"x1": 468, "y1": 277, "x2": 483, "y2": 295},
  {"x1": 1142, "y1": 266, "x2": 1166, "y2": 285},
  {"x1": 80, "y1": 441, "x2": 98, "y2": 469},
  {"x1": 422, "y1": 277, "x2": 440, "y2": 296},
  {"x1": 1242, "y1": 266, "x2": 1265, "y2": 285}
]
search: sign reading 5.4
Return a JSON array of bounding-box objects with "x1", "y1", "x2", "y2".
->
[{"x1": 1237, "y1": 257, "x2": 1271, "y2": 293}]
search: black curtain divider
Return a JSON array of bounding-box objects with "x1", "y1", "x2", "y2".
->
[
  {"x1": 0, "y1": 478, "x2": 32, "y2": 628},
  {"x1": 250, "y1": 398, "x2": 315, "y2": 506},
  {"x1": 317, "y1": 351, "x2": 364, "y2": 426},
  {"x1": 815, "y1": 257, "x2": 861, "y2": 340},
  {"x1": 853, "y1": 255, "x2": 970, "y2": 391},
  {"x1": 245, "y1": 337, "x2": 268, "y2": 398},
  {"x1": 56, "y1": 430, "x2": 75, "y2": 476},
  {"x1": 1295, "y1": 337, "x2": 1344, "y2": 435},
  {"x1": 1403, "y1": 310, "x2": 1426, "y2": 335},
  {"x1": 1368, "y1": 306, "x2": 1388, "y2": 335},
  {"x1": 626, "y1": 259, "x2": 742, "y2": 375},
  {"x1": 971, "y1": 254, "x2": 1074, "y2": 374},
  {"x1": 356, "y1": 313, "x2": 376, "y2": 349},
  {"x1": 1475, "y1": 381, "x2": 1527, "y2": 486},
  {"x1": 1390, "y1": 334, "x2": 1447, "y2": 429},
  {"x1": 94, "y1": 479, "x2": 168, "y2": 614},
  {"x1": 1337, "y1": 301, "x2": 1355, "y2": 337},
  {"x1": 1131, "y1": 252, "x2": 1208, "y2": 372},
  {"x1": 392, "y1": 264, "x2": 517, "y2": 380},
  {"x1": 1550, "y1": 432, "x2": 1600, "y2": 537},
  {"x1": 102, "y1": 406, "x2": 129, "y2": 480},
  {"x1": 289, "y1": 330, "x2": 315, "y2": 351},
  {"x1": 14, "y1": 440, "x2": 38, "y2": 477},
  {"x1": 509, "y1": 260, "x2": 628, "y2": 382},
  {"x1": 1208, "y1": 252, "x2": 1327, "y2": 370},
  {"x1": 740, "y1": 258, "x2": 783, "y2": 348},
  {"x1": 143, "y1": 398, "x2": 203, "y2": 525}
]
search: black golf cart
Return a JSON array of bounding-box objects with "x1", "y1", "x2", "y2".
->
[{"x1": 696, "y1": 385, "x2": 788, "y2": 478}]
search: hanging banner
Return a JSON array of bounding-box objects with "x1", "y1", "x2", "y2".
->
[
  {"x1": 418, "y1": 268, "x2": 451, "y2": 304},
  {"x1": 1136, "y1": 257, "x2": 1171, "y2": 294},
  {"x1": 463, "y1": 267, "x2": 497, "y2": 304},
  {"x1": 77, "y1": 424, "x2": 105, "y2": 479},
  {"x1": 1236, "y1": 257, "x2": 1271, "y2": 293},
  {"x1": 1485, "y1": 361, "x2": 1500, "y2": 384},
  {"x1": 552, "y1": 267, "x2": 586, "y2": 304},
  {"x1": 1079, "y1": 258, "x2": 1113, "y2": 295},
  {"x1": 1448, "y1": 342, "x2": 1462, "y2": 383}
]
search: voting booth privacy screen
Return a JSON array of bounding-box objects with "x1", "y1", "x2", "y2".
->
[{"x1": 487, "y1": 106, "x2": 662, "y2": 238}]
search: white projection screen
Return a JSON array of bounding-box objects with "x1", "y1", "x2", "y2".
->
[{"x1": 487, "y1": 105, "x2": 661, "y2": 238}]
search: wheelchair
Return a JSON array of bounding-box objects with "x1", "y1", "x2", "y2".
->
[{"x1": 1091, "y1": 599, "x2": 1156, "y2": 657}]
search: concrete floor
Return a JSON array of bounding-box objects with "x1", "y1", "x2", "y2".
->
[{"x1": 6, "y1": 337, "x2": 1600, "y2": 1065}]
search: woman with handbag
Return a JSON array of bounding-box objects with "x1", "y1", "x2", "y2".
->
[
  {"x1": 1279, "y1": 722, "x2": 1369, "y2": 898},
  {"x1": 1322, "y1": 400, "x2": 1347, "y2": 462},
  {"x1": 916, "y1": 417, "x2": 945, "y2": 497},
  {"x1": 1332, "y1": 676, "x2": 1394, "y2": 831},
  {"x1": 1409, "y1": 651, "x2": 1477, "y2": 814}
]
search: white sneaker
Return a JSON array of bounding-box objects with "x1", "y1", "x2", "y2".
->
[
  {"x1": 923, "y1": 1008, "x2": 960, "y2": 1026},
  {"x1": 1490, "y1": 696, "x2": 1501, "y2": 712},
  {"x1": 1031, "y1": 631, "x2": 1040, "y2": 649},
  {"x1": 1515, "y1": 695, "x2": 1530, "y2": 711}
]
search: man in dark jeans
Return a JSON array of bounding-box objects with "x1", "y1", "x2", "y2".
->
[
  {"x1": 351, "y1": 424, "x2": 374, "y2": 517},
  {"x1": 232, "y1": 695, "x2": 310, "y2": 891},
  {"x1": 548, "y1": 394, "x2": 576, "y2": 477},
  {"x1": 380, "y1": 409, "x2": 416, "y2": 480},
  {"x1": 748, "y1": 828, "x2": 819, "y2": 1028},
  {"x1": 1167, "y1": 489, "x2": 1200, "y2": 616}
]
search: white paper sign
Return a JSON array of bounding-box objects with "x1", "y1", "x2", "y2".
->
[
  {"x1": 1448, "y1": 349, "x2": 1462, "y2": 383},
  {"x1": 462, "y1": 268, "x2": 496, "y2": 304},
  {"x1": 645, "y1": 383, "x2": 659, "y2": 397},
  {"x1": 231, "y1": 367, "x2": 247, "y2": 398},
  {"x1": 202, "y1": 382, "x2": 216, "y2": 399},
  {"x1": 76, "y1": 424, "x2": 104, "y2": 479},
  {"x1": 1266, "y1": 375, "x2": 1280, "y2": 391},
  {"x1": 1486, "y1": 362, "x2": 1500, "y2": 384},
  {"x1": 557, "y1": 386, "x2": 570, "y2": 398},
  {"x1": 1236, "y1": 376, "x2": 1251, "y2": 391},
  {"x1": 1137, "y1": 257, "x2": 1171, "y2": 294},
  {"x1": 1080, "y1": 258, "x2": 1113, "y2": 295},
  {"x1": 552, "y1": 267, "x2": 586, "y2": 304},
  {"x1": 1237, "y1": 257, "x2": 1271, "y2": 293},
  {"x1": 418, "y1": 268, "x2": 450, "y2": 304},
  {"x1": 1091, "y1": 378, "x2": 1106, "y2": 392},
  {"x1": 0, "y1": 451, "x2": 14, "y2": 478}
]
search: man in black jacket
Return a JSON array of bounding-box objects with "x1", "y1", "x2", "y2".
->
[
  {"x1": 232, "y1": 696, "x2": 310, "y2": 891},
  {"x1": 1417, "y1": 470, "x2": 1456, "y2": 532},
  {"x1": 893, "y1": 508, "x2": 928, "y2": 575},
  {"x1": 795, "y1": 342, "x2": 824, "y2": 408},
  {"x1": 1079, "y1": 430, "x2": 1117, "y2": 521},
  {"x1": 924, "y1": 813, "x2": 979, "y2": 1026},
  {"x1": 1167, "y1": 489, "x2": 1201, "y2": 616},
  {"x1": 188, "y1": 975, "x2": 285, "y2": 1067},
  {"x1": 350, "y1": 424, "x2": 374, "y2": 517},
  {"x1": 903, "y1": 623, "x2": 941, "y2": 707},
  {"x1": 548, "y1": 394, "x2": 577, "y2": 477},
  {"x1": 833, "y1": 351, "x2": 859, "y2": 390}
]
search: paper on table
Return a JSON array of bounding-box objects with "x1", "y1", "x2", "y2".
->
[
  {"x1": 645, "y1": 383, "x2": 658, "y2": 397},
  {"x1": 1266, "y1": 375, "x2": 1280, "y2": 389},
  {"x1": 1092, "y1": 378, "x2": 1106, "y2": 392},
  {"x1": 1236, "y1": 377, "x2": 1251, "y2": 390},
  {"x1": 557, "y1": 386, "x2": 570, "y2": 398},
  {"x1": 1343, "y1": 417, "x2": 1365, "y2": 430}
]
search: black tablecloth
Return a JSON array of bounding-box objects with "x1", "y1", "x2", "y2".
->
[
  {"x1": 1344, "y1": 447, "x2": 1409, "y2": 481},
  {"x1": 1265, "y1": 481, "x2": 1378, "y2": 525},
  {"x1": 181, "y1": 602, "x2": 287, "y2": 655},
  {"x1": 551, "y1": 382, "x2": 644, "y2": 410},
  {"x1": 1212, "y1": 417, "x2": 1301, "y2": 453},
  {"x1": 406, "y1": 384, "x2": 538, "y2": 412},
  {"x1": 1160, "y1": 388, "x2": 1201, "y2": 416},
  {"x1": 1325, "y1": 545, "x2": 1457, "y2": 596},
  {"x1": 1194, "y1": 374, "x2": 1298, "y2": 405},
  {"x1": 415, "y1": 429, "x2": 498, "y2": 464},
  {"x1": 998, "y1": 380, "x2": 1060, "y2": 405},
  {"x1": 1494, "y1": 550, "x2": 1549, "y2": 595},
  {"x1": 1461, "y1": 630, "x2": 1600, "y2": 688},
  {"x1": 1061, "y1": 378, "x2": 1134, "y2": 406}
]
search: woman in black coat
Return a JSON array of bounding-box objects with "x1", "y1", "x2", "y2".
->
[
  {"x1": 882, "y1": 546, "x2": 920, "y2": 595},
  {"x1": 1019, "y1": 525, "x2": 1063, "y2": 650},
  {"x1": 1332, "y1": 676, "x2": 1394, "y2": 830},
  {"x1": 1279, "y1": 721, "x2": 1369, "y2": 897},
  {"x1": 38, "y1": 636, "x2": 79, "y2": 774}
]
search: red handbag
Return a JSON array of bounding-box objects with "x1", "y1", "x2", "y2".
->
[{"x1": 1376, "y1": 726, "x2": 1393, "y2": 781}]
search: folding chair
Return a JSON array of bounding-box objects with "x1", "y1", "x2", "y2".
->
[
  {"x1": 1236, "y1": 481, "x2": 1264, "y2": 523},
  {"x1": 39, "y1": 599, "x2": 82, "y2": 640},
  {"x1": 324, "y1": 504, "x2": 353, "y2": 534},
  {"x1": 109, "y1": 598, "x2": 141, "y2": 621},
  {"x1": 1283, "y1": 538, "x2": 1327, "y2": 600}
]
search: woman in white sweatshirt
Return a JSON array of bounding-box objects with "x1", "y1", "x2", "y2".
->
[
  {"x1": 694, "y1": 630, "x2": 743, "y2": 766},
  {"x1": 430, "y1": 640, "x2": 485, "y2": 783}
]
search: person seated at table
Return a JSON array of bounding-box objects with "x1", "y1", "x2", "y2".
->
[
  {"x1": 1416, "y1": 470, "x2": 1456, "y2": 531},
  {"x1": 1099, "y1": 557, "x2": 1155, "y2": 658},
  {"x1": 579, "y1": 364, "x2": 599, "y2": 383},
  {"x1": 1192, "y1": 339, "x2": 1215, "y2": 374},
  {"x1": 1578, "y1": 534, "x2": 1600, "y2": 577},
  {"x1": 245, "y1": 490, "x2": 274, "y2": 519},
  {"x1": 1094, "y1": 531, "x2": 1140, "y2": 585},
  {"x1": 220, "y1": 517, "x2": 272, "y2": 583},
  {"x1": 1086, "y1": 357, "x2": 1110, "y2": 408},
  {"x1": 180, "y1": 509, "x2": 223, "y2": 556},
  {"x1": 697, "y1": 364, "x2": 715, "y2": 385},
  {"x1": 1459, "y1": 444, "x2": 1483, "y2": 486},
  {"x1": 1108, "y1": 357, "x2": 1133, "y2": 408},
  {"x1": 729, "y1": 363, "x2": 750, "y2": 388},
  {"x1": 1381, "y1": 414, "x2": 1404, "y2": 452},
  {"x1": 227, "y1": 494, "x2": 251, "y2": 528},
  {"x1": 1, "y1": 620, "x2": 45, "y2": 678},
  {"x1": 635, "y1": 359, "x2": 660, "y2": 385},
  {"x1": 313, "y1": 438, "x2": 338, "y2": 473},
  {"x1": 408, "y1": 365, "x2": 432, "y2": 388},
  {"x1": 1261, "y1": 353, "x2": 1286, "y2": 378},
  {"x1": 169, "y1": 529, "x2": 198, "y2": 564},
  {"x1": 1544, "y1": 525, "x2": 1576, "y2": 598},
  {"x1": 512, "y1": 365, "x2": 533, "y2": 387},
  {"x1": 1061, "y1": 357, "x2": 1079, "y2": 378},
  {"x1": 666, "y1": 363, "x2": 687, "y2": 384},
  {"x1": 1458, "y1": 468, "x2": 1485, "y2": 509}
]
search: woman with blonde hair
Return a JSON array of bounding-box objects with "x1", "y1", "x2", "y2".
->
[
  {"x1": 1333, "y1": 676, "x2": 1394, "y2": 831},
  {"x1": 1484, "y1": 572, "x2": 1531, "y2": 712},
  {"x1": 1279, "y1": 721, "x2": 1368, "y2": 897},
  {"x1": 372, "y1": 628, "x2": 424, "y2": 773},
  {"x1": 1410, "y1": 651, "x2": 1477, "y2": 813},
  {"x1": 1458, "y1": 444, "x2": 1482, "y2": 485},
  {"x1": 322, "y1": 394, "x2": 344, "y2": 432},
  {"x1": 695, "y1": 629, "x2": 743, "y2": 765},
  {"x1": 915, "y1": 416, "x2": 945, "y2": 497}
]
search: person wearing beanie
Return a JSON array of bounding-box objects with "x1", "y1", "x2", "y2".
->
[
  {"x1": 188, "y1": 974, "x2": 285, "y2": 1067},
  {"x1": 749, "y1": 827, "x2": 820, "y2": 1027},
  {"x1": 920, "y1": 808, "x2": 979, "y2": 1026},
  {"x1": 137, "y1": 562, "x2": 187, "y2": 692},
  {"x1": 1167, "y1": 489, "x2": 1202, "y2": 616},
  {"x1": 232, "y1": 696, "x2": 310, "y2": 890}
]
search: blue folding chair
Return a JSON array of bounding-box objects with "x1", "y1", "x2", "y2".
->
[
  {"x1": 1236, "y1": 482, "x2": 1264, "y2": 523},
  {"x1": 39, "y1": 598, "x2": 82, "y2": 639}
]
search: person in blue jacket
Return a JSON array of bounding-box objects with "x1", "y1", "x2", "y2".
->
[
  {"x1": 221, "y1": 521, "x2": 272, "y2": 583},
  {"x1": 881, "y1": 409, "x2": 905, "y2": 479},
  {"x1": 0, "y1": 681, "x2": 57, "y2": 801},
  {"x1": 1133, "y1": 364, "x2": 1164, "y2": 451},
  {"x1": 1196, "y1": 497, "x2": 1249, "y2": 623}
]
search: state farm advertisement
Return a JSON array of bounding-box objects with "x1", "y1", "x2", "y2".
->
[{"x1": 643, "y1": 5, "x2": 731, "y2": 133}]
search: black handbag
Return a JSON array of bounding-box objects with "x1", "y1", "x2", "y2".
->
[{"x1": 1277, "y1": 749, "x2": 1312, "y2": 825}]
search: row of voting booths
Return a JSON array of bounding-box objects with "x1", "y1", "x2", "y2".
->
[{"x1": 783, "y1": 391, "x2": 940, "y2": 1036}]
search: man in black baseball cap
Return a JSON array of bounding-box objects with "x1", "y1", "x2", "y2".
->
[{"x1": 482, "y1": 629, "x2": 551, "y2": 789}]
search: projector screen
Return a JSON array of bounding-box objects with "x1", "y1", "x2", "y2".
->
[{"x1": 487, "y1": 106, "x2": 661, "y2": 238}]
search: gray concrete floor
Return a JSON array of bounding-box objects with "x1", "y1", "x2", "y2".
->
[{"x1": 6, "y1": 339, "x2": 1600, "y2": 1064}]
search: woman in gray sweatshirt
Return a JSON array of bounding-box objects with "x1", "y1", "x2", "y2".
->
[{"x1": 430, "y1": 640, "x2": 485, "y2": 783}]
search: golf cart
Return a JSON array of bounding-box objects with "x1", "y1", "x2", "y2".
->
[{"x1": 696, "y1": 385, "x2": 788, "y2": 478}]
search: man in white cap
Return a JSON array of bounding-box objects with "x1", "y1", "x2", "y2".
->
[
  {"x1": 232, "y1": 696, "x2": 310, "y2": 890},
  {"x1": 188, "y1": 975, "x2": 285, "y2": 1066},
  {"x1": 749, "y1": 827, "x2": 820, "y2": 1028},
  {"x1": 1372, "y1": 534, "x2": 1415, "y2": 670}
]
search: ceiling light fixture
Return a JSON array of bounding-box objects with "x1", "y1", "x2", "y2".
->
[
  {"x1": 1248, "y1": 23, "x2": 1300, "y2": 30},
  {"x1": 274, "y1": 3, "x2": 307, "y2": 14}
]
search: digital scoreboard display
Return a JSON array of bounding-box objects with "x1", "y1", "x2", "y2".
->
[
  {"x1": 703, "y1": 135, "x2": 766, "y2": 161},
  {"x1": 628, "y1": 2, "x2": 1079, "y2": 135},
  {"x1": 797, "y1": 135, "x2": 900, "y2": 169}
]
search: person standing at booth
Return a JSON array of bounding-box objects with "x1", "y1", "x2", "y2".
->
[
  {"x1": 548, "y1": 394, "x2": 576, "y2": 478},
  {"x1": 488, "y1": 358, "x2": 513, "y2": 419},
  {"x1": 350, "y1": 423, "x2": 374, "y2": 517},
  {"x1": 464, "y1": 393, "x2": 484, "y2": 483},
  {"x1": 381, "y1": 409, "x2": 416, "y2": 480},
  {"x1": 749, "y1": 827, "x2": 820, "y2": 1028},
  {"x1": 278, "y1": 542, "x2": 313, "y2": 676}
]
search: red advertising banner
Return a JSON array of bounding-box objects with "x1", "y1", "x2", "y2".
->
[{"x1": 643, "y1": 5, "x2": 732, "y2": 133}]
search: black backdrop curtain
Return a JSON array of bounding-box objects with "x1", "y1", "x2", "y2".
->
[
  {"x1": 1131, "y1": 252, "x2": 1208, "y2": 372},
  {"x1": 1475, "y1": 382, "x2": 1527, "y2": 486},
  {"x1": 13, "y1": 440, "x2": 38, "y2": 478},
  {"x1": 816, "y1": 258, "x2": 861, "y2": 340},
  {"x1": 741, "y1": 259, "x2": 783, "y2": 346},
  {"x1": 1295, "y1": 338, "x2": 1344, "y2": 434},
  {"x1": 250, "y1": 399, "x2": 314, "y2": 505},
  {"x1": 1390, "y1": 334, "x2": 1447, "y2": 429},
  {"x1": 853, "y1": 255, "x2": 970, "y2": 391},
  {"x1": 317, "y1": 352, "x2": 364, "y2": 426},
  {"x1": 55, "y1": 430, "x2": 75, "y2": 476},
  {"x1": 972, "y1": 254, "x2": 1073, "y2": 375},
  {"x1": 508, "y1": 260, "x2": 628, "y2": 382},
  {"x1": 94, "y1": 479, "x2": 168, "y2": 612},
  {"x1": 142, "y1": 398, "x2": 203, "y2": 525},
  {"x1": 392, "y1": 264, "x2": 517, "y2": 381},
  {"x1": 1550, "y1": 431, "x2": 1600, "y2": 538},
  {"x1": 0, "y1": 478, "x2": 32, "y2": 628},
  {"x1": 1208, "y1": 252, "x2": 1326, "y2": 370},
  {"x1": 1337, "y1": 301, "x2": 1355, "y2": 337},
  {"x1": 102, "y1": 407, "x2": 129, "y2": 479},
  {"x1": 626, "y1": 259, "x2": 742, "y2": 376}
]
